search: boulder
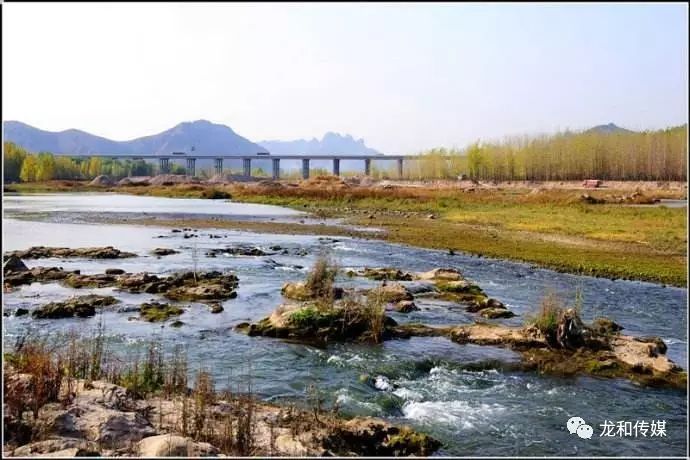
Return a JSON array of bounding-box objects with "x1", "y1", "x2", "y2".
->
[
  {"x1": 369, "y1": 283, "x2": 413, "y2": 303},
  {"x1": 480, "y1": 308, "x2": 515, "y2": 319},
  {"x1": 5, "y1": 246, "x2": 136, "y2": 260},
  {"x1": 209, "y1": 303, "x2": 224, "y2": 314},
  {"x1": 105, "y1": 268, "x2": 125, "y2": 275},
  {"x1": 12, "y1": 438, "x2": 101, "y2": 457},
  {"x1": 415, "y1": 268, "x2": 464, "y2": 282},
  {"x1": 3, "y1": 255, "x2": 28, "y2": 274},
  {"x1": 89, "y1": 175, "x2": 113, "y2": 186},
  {"x1": 590, "y1": 317, "x2": 624, "y2": 335},
  {"x1": 32, "y1": 295, "x2": 119, "y2": 319},
  {"x1": 137, "y1": 434, "x2": 219, "y2": 457},
  {"x1": 140, "y1": 302, "x2": 184, "y2": 322},
  {"x1": 358, "y1": 267, "x2": 413, "y2": 281},
  {"x1": 390, "y1": 300, "x2": 419, "y2": 313}
]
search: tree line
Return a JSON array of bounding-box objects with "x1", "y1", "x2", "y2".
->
[
  {"x1": 403, "y1": 125, "x2": 687, "y2": 181},
  {"x1": 3, "y1": 142, "x2": 163, "y2": 183}
]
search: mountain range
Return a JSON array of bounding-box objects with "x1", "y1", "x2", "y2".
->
[{"x1": 2, "y1": 120, "x2": 382, "y2": 157}]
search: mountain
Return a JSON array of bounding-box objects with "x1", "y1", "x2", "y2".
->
[
  {"x1": 585, "y1": 123, "x2": 636, "y2": 135},
  {"x1": 3, "y1": 120, "x2": 268, "y2": 156},
  {"x1": 260, "y1": 132, "x2": 383, "y2": 156}
]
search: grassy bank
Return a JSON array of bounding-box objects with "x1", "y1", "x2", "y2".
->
[{"x1": 5, "y1": 180, "x2": 687, "y2": 286}]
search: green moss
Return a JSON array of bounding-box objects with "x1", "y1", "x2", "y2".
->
[
  {"x1": 288, "y1": 306, "x2": 340, "y2": 328},
  {"x1": 140, "y1": 302, "x2": 184, "y2": 322}
]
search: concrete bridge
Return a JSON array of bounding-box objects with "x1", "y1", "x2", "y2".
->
[{"x1": 80, "y1": 154, "x2": 413, "y2": 179}]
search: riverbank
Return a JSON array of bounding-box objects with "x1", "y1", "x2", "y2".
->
[{"x1": 4, "y1": 178, "x2": 687, "y2": 286}]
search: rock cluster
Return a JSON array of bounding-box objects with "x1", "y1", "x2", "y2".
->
[{"x1": 5, "y1": 246, "x2": 136, "y2": 260}]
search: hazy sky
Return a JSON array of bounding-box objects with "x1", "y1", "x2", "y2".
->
[{"x1": 3, "y1": 3, "x2": 688, "y2": 154}]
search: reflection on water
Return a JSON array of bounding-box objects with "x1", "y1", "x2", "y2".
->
[{"x1": 2, "y1": 193, "x2": 687, "y2": 456}]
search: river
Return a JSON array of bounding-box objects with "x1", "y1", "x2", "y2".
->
[{"x1": 2, "y1": 193, "x2": 687, "y2": 456}]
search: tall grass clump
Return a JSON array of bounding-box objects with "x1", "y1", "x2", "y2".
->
[{"x1": 305, "y1": 251, "x2": 339, "y2": 308}]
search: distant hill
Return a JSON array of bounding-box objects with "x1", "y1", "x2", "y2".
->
[
  {"x1": 260, "y1": 132, "x2": 383, "y2": 156},
  {"x1": 585, "y1": 123, "x2": 636, "y2": 135},
  {"x1": 3, "y1": 120, "x2": 267, "y2": 156}
]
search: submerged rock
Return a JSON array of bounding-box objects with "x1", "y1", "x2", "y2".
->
[
  {"x1": 206, "y1": 246, "x2": 268, "y2": 257},
  {"x1": 480, "y1": 308, "x2": 515, "y2": 319},
  {"x1": 209, "y1": 303, "x2": 224, "y2": 314},
  {"x1": 140, "y1": 302, "x2": 184, "y2": 322},
  {"x1": 151, "y1": 248, "x2": 180, "y2": 256},
  {"x1": 5, "y1": 246, "x2": 136, "y2": 260},
  {"x1": 32, "y1": 295, "x2": 119, "y2": 319},
  {"x1": 390, "y1": 300, "x2": 419, "y2": 313}
]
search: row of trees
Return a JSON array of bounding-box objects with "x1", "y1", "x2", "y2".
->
[
  {"x1": 4, "y1": 125, "x2": 687, "y2": 182},
  {"x1": 3, "y1": 142, "x2": 157, "y2": 183},
  {"x1": 404, "y1": 125, "x2": 687, "y2": 181}
]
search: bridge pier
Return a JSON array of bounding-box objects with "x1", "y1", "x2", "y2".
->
[
  {"x1": 272, "y1": 158, "x2": 280, "y2": 180},
  {"x1": 243, "y1": 158, "x2": 252, "y2": 177},
  {"x1": 397, "y1": 158, "x2": 404, "y2": 178},
  {"x1": 364, "y1": 158, "x2": 371, "y2": 176},
  {"x1": 159, "y1": 158, "x2": 170, "y2": 174},
  {"x1": 186, "y1": 158, "x2": 196, "y2": 177},
  {"x1": 332, "y1": 158, "x2": 340, "y2": 176},
  {"x1": 214, "y1": 158, "x2": 223, "y2": 176},
  {"x1": 302, "y1": 159, "x2": 310, "y2": 180}
]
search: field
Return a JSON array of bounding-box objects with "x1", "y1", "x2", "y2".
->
[{"x1": 8, "y1": 178, "x2": 685, "y2": 286}]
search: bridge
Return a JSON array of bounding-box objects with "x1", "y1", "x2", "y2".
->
[{"x1": 79, "y1": 153, "x2": 415, "y2": 179}]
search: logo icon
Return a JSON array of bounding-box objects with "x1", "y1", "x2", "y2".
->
[{"x1": 567, "y1": 416, "x2": 593, "y2": 439}]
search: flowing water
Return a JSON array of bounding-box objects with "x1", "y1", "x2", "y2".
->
[{"x1": 2, "y1": 193, "x2": 687, "y2": 456}]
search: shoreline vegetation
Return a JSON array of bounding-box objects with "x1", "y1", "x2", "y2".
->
[{"x1": 5, "y1": 177, "x2": 687, "y2": 287}]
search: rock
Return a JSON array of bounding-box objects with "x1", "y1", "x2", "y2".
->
[
  {"x1": 415, "y1": 268, "x2": 464, "y2": 282},
  {"x1": 466, "y1": 297, "x2": 504, "y2": 313},
  {"x1": 591, "y1": 317, "x2": 624, "y2": 335},
  {"x1": 324, "y1": 417, "x2": 441, "y2": 456},
  {"x1": 358, "y1": 267, "x2": 413, "y2": 281},
  {"x1": 63, "y1": 273, "x2": 118, "y2": 289},
  {"x1": 12, "y1": 439, "x2": 101, "y2": 457},
  {"x1": 3, "y1": 255, "x2": 28, "y2": 274},
  {"x1": 151, "y1": 248, "x2": 180, "y2": 256},
  {"x1": 281, "y1": 282, "x2": 312, "y2": 301},
  {"x1": 209, "y1": 303, "x2": 224, "y2": 314},
  {"x1": 426, "y1": 214, "x2": 436, "y2": 220},
  {"x1": 480, "y1": 308, "x2": 515, "y2": 319},
  {"x1": 105, "y1": 268, "x2": 125, "y2": 275},
  {"x1": 140, "y1": 302, "x2": 184, "y2": 322},
  {"x1": 370, "y1": 283, "x2": 413, "y2": 303},
  {"x1": 280, "y1": 281, "x2": 343, "y2": 301},
  {"x1": 205, "y1": 246, "x2": 268, "y2": 257},
  {"x1": 555, "y1": 308, "x2": 586, "y2": 349},
  {"x1": 170, "y1": 320, "x2": 185, "y2": 328},
  {"x1": 89, "y1": 175, "x2": 113, "y2": 186},
  {"x1": 243, "y1": 302, "x2": 396, "y2": 344},
  {"x1": 137, "y1": 434, "x2": 220, "y2": 457},
  {"x1": 32, "y1": 295, "x2": 119, "y2": 319},
  {"x1": 5, "y1": 246, "x2": 136, "y2": 260},
  {"x1": 15, "y1": 308, "x2": 29, "y2": 316},
  {"x1": 391, "y1": 300, "x2": 419, "y2": 313}
]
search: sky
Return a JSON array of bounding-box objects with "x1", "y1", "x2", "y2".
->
[{"x1": 2, "y1": 2, "x2": 688, "y2": 154}]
